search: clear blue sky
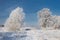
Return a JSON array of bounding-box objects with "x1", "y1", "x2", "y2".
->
[{"x1": 0, "y1": 0, "x2": 60, "y2": 25}]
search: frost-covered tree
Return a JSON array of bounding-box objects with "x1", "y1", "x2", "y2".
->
[
  {"x1": 38, "y1": 8, "x2": 54, "y2": 30},
  {"x1": 3, "y1": 7, "x2": 25, "y2": 32},
  {"x1": 38, "y1": 8, "x2": 60, "y2": 30}
]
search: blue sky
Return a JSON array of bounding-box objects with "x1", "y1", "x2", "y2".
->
[{"x1": 0, "y1": 0, "x2": 60, "y2": 25}]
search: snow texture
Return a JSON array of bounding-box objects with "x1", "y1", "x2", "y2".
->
[{"x1": 0, "y1": 30, "x2": 60, "y2": 40}]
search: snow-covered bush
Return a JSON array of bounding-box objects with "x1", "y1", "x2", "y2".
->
[
  {"x1": 3, "y1": 7, "x2": 25, "y2": 32},
  {"x1": 38, "y1": 8, "x2": 60, "y2": 30},
  {"x1": 38, "y1": 8, "x2": 52, "y2": 29}
]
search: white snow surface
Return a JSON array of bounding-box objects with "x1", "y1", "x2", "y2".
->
[{"x1": 0, "y1": 30, "x2": 60, "y2": 40}]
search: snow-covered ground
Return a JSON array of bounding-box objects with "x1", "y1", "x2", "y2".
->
[
  {"x1": 0, "y1": 27, "x2": 3, "y2": 32},
  {"x1": 0, "y1": 29, "x2": 60, "y2": 40}
]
